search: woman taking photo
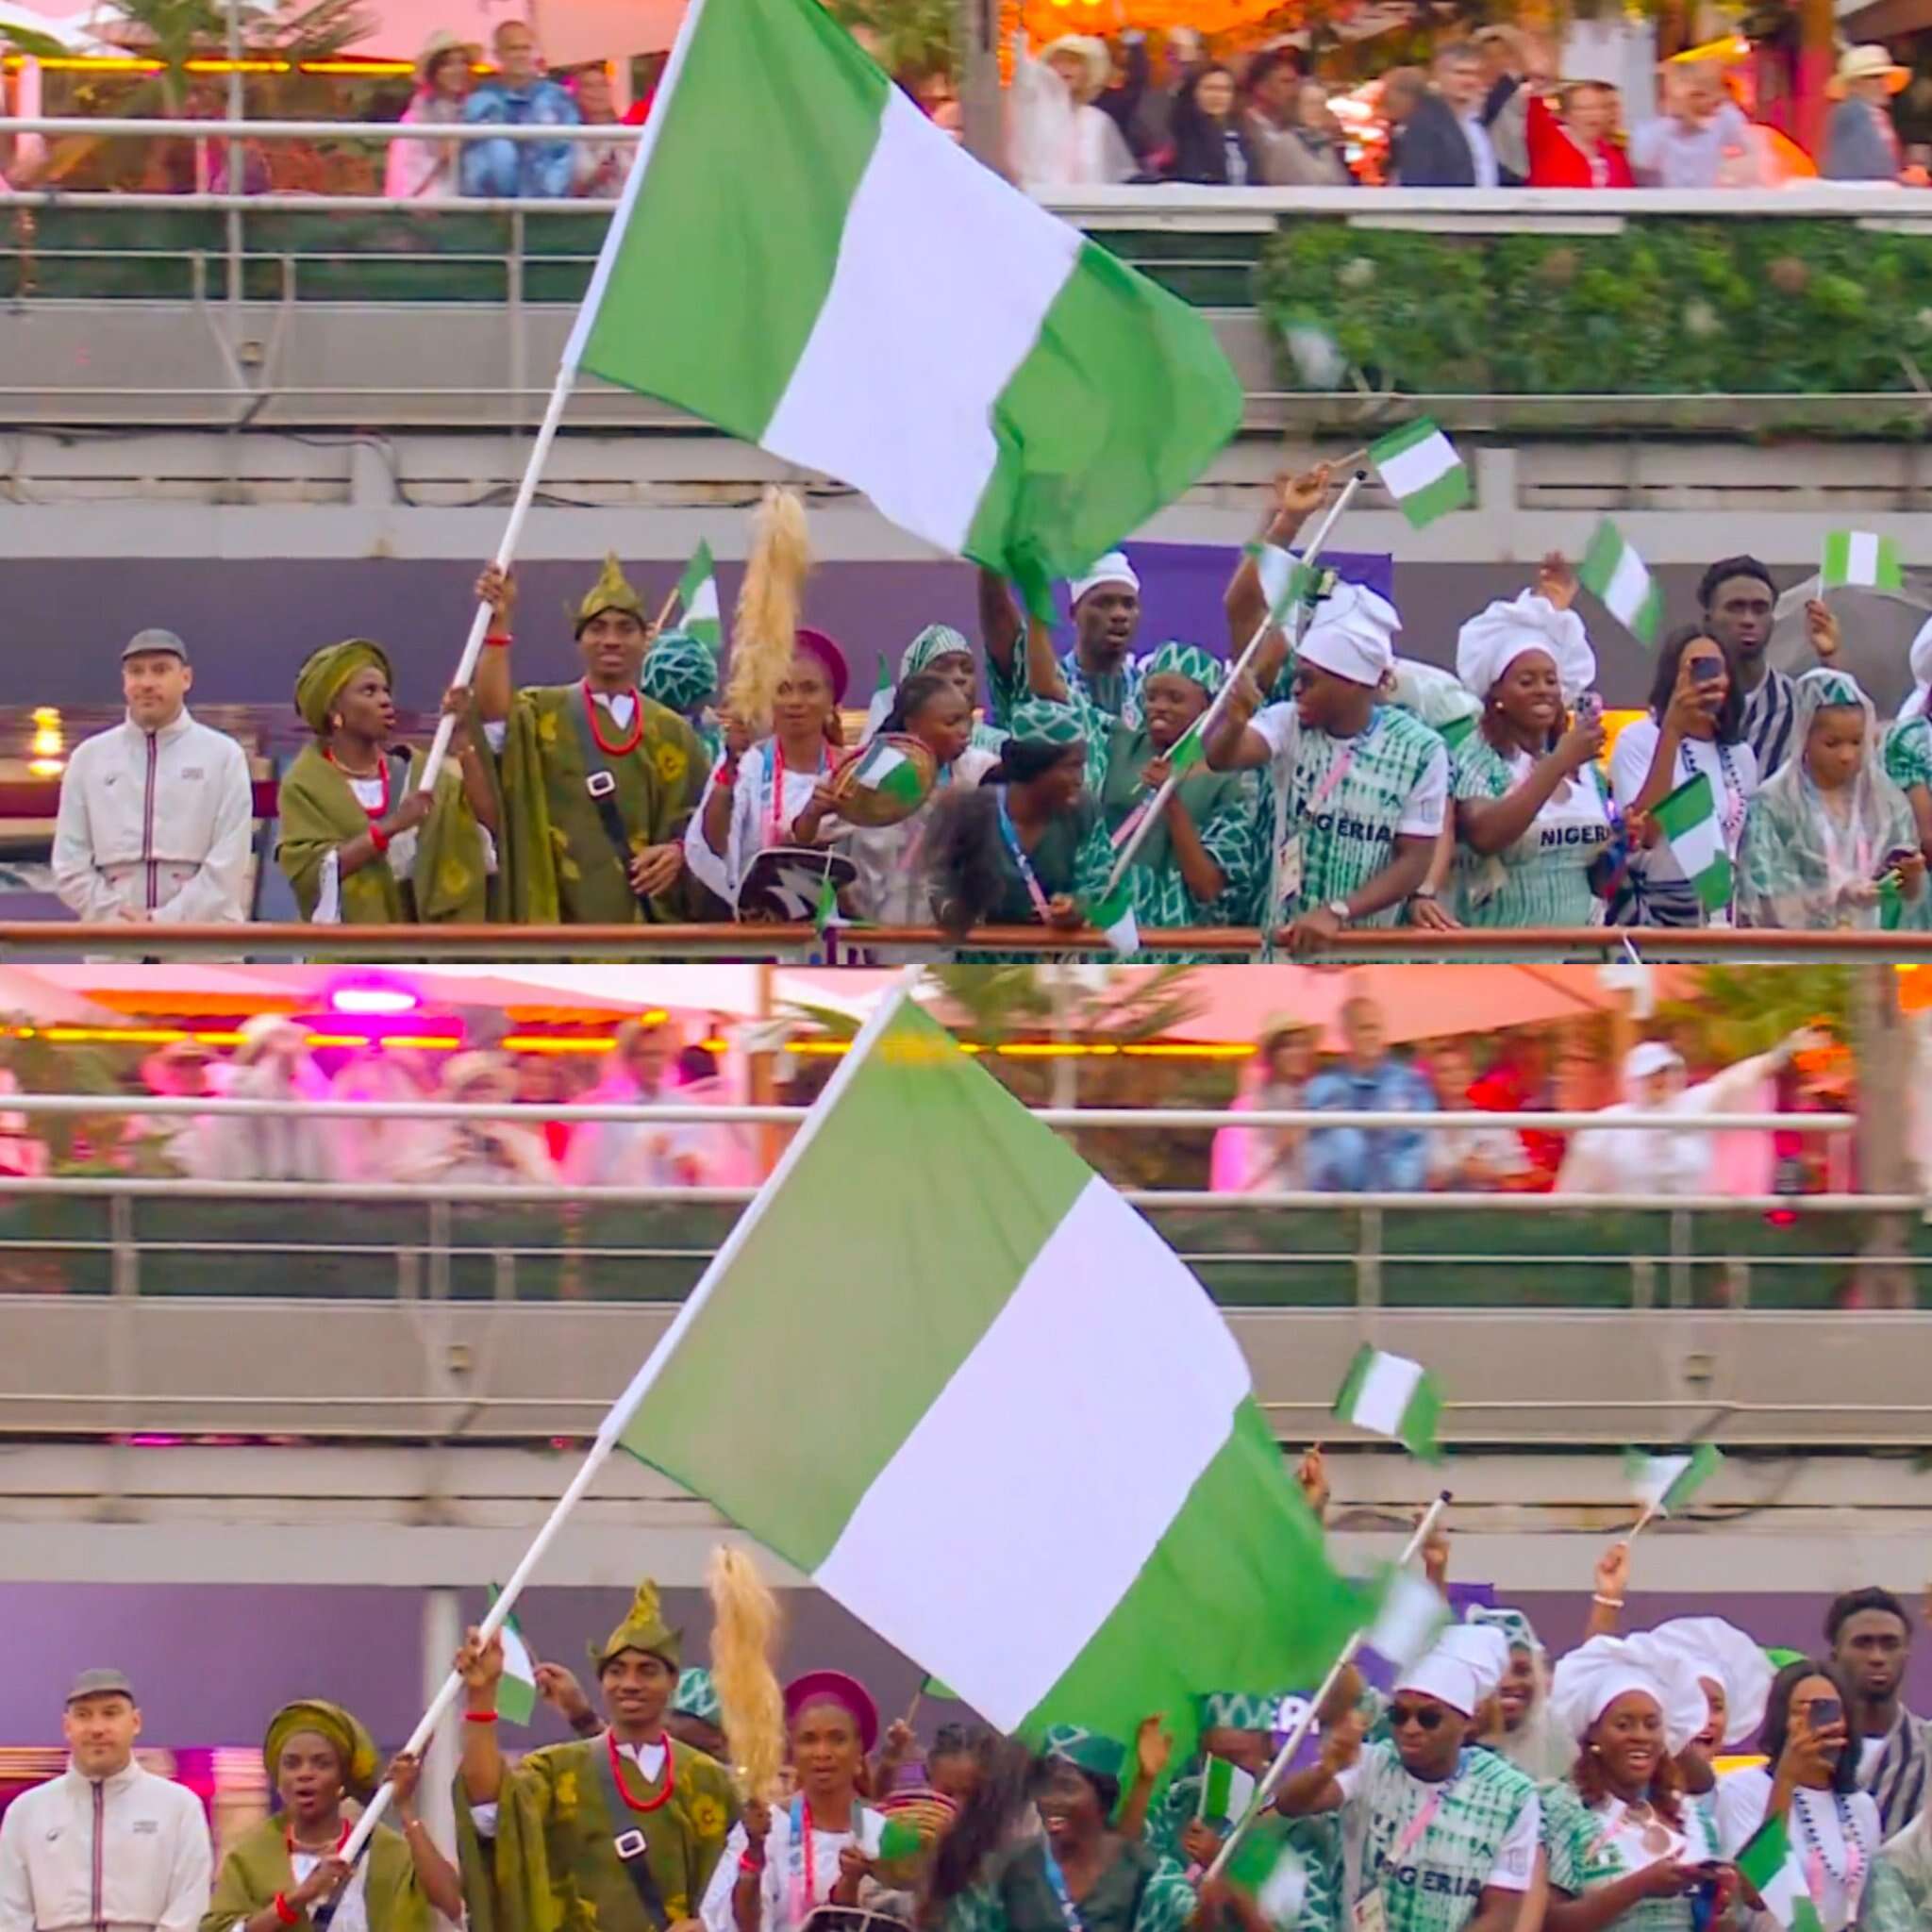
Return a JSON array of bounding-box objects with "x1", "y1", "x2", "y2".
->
[
  {"x1": 685, "y1": 629, "x2": 849, "y2": 908},
  {"x1": 1451, "y1": 561, "x2": 1610, "y2": 929},
  {"x1": 204, "y1": 1700, "x2": 462, "y2": 1932},
  {"x1": 928, "y1": 697, "x2": 1111, "y2": 958},
  {"x1": 1715, "y1": 1660, "x2": 1879, "y2": 1932},
  {"x1": 1541, "y1": 1636, "x2": 1726, "y2": 1932},
  {"x1": 1607, "y1": 626, "x2": 1757, "y2": 926},
  {"x1": 276, "y1": 641, "x2": 499, "y2": 924},
  {"x1": 703, "y1": 1671, "x2": 890, "y2": 1932}
]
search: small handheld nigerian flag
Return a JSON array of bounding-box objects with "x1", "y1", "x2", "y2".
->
[
  {"x1": 1169, "y1": 718, "x2": 1207, "y2": 776},
  {"x1": 1624, "y1": 1442, "x2": 1723, "y2": 1515},
  {"x1": 675, "y1": 541, "x2": 722, "y2": 651},
  {"x1": 1580, "y1": 521, "x2": 1663, "y2": 648},
  {"x1": 487, "y1": 1585, "x2": 540, "y2": 1725},
  {"x1": 1085, "y1": 879, "x2": 1141, "y2": 958},
  {"x1": 1333, "y1": 1345, "x2": 1441, "y2": 1460},
  {"x1": 846, "y1": 736, "x2": 927, "y2": 811},
  {"x1": 1822, "y1": 530, "x2": 1903, "y2": 592},
  {"x1": 1369, "y1": 419, "x2": 1469, "y2": 529},
  {"x1": 1362, "y1": 1565, "x2": 1449, "y2": 1668},
  {"x1": 1736, "y1": 1812, "x2": 1824, "y2": 1932},
  {"x1": 1650, "y1": 773, "x2": 1732, "y2": 914},
  {"x1": 565, "y1": 0, "x2": 1241, "y2": 588},
  {"x1": 608, "y1": 989, "x2": 1380, "y2": 1761},
  {"x1": 1198, "y1": 1756, "x2": 1257, "y2": 1825}
]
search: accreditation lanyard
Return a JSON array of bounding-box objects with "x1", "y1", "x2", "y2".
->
[
  {"x1": 995, "y1": 791, "x2": 1054, "y2": 920},
  {"x1": 763, "y1": 742, "x2": 826, "y2": 848}
]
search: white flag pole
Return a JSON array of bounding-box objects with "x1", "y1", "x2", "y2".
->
[
  {"x1": 415, "y1": 0, "x2": 708, "y2": 795},
  {"x1": 337, "y1": 970, "x2": 924, "y2": 1866},
  {"x1": 1205, "y1": 1487, "x2": 1453, "y2": 1886},
  {"x1": 1101, "y1": 471, "x2": 1366, "y2": 896}
]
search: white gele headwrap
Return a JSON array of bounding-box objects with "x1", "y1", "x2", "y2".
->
[
  {"x1": 1297, "y1": 582, "x2": 1402, "y2": 690},
  {"x1": 1456, "y1": 591, "x2": 1598, "y2": 707},
  {"x1": 1624, "y1": 1618, "x2": 1773, "y2": 1747},
  {"x1": 1548, "y1": 1634, "x2": 1712, "y2": 1756}
]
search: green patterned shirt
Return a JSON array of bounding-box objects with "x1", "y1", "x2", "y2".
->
[
  {"x1": 1450, "y1": 737, "x2": 1609, "y2": 930},
  {"x1": 1337, "y1": 1742, "x2": 1540, "y2": 1932},
  {"x1": 1882, "y1": 714, "x2": 1932, "y2": 932},
  {"x1": 1250, "y1": 706, "x2": 1449, "y2": 928},
  {"x1": 1541, "y1": 1782, "x2": 1719, "y2": 1932}
]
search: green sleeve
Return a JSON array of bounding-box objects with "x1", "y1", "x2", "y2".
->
[
  {"x1": 366, "y1": 1826, "x2": 431, "y2": 1932},
  {"x1": 406, "y1": 750, "x2": 496, "y2": 924},
  {"x1": 1132, "y1": 1857, "x2": 1199, "y2": 1932},
  {"x1": 1195, "y1": 774, "x2": 1261, "y2": 922},
  {"x1": 274, "y1": 755, "x2": 348, "y2": 923},
  {"x1": 453, "y1": 1755, "x2": 562, "y2": 1932},
  {"x1": 203, "y1": 1832, "x2": 275, "y2": 1932},
  {"x1": 1073, "y1": 803, "x2": 1117, "y2": 908},
  {"x1": 496, "y1": 693, "x2": 564, "y2": 926},
  {"x1": 986, "y1": 645, "x2": 1028, "y2": 730},
  {"x1": 1886, "y1": 718, "x2": 1932, "y2": 794},
  {"x1": 1537, "y1": 1784, "x2": 1586, "y2": 1897}
]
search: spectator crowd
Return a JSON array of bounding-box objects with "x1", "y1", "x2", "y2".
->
[
  {"x1": 48, "y1": 467, "x2": 1932, "y2": 955},
  {"x1": 9, "y1": 1521, "x2": 1932, "y2": 1932}
]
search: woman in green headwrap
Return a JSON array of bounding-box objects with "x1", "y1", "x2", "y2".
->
[
  {"x1": 204, "y1": 1700, "x2": 462, "y2": 1932},
  {"x1": 276, "y1": 642, "x2": 501, "y2": 924},
  {"x1": 1023, "y1": 618, "x2": 1258, "y2": 957},
  {"x1": 642, "y1": 630, "x2": 724, "y2": 764},
  {"x1": 926, "y1": 696, "x2": 1112, "y2": 961},
  {"x1": 866, "y1": 625, "x2": 1007, "y2": 756}
]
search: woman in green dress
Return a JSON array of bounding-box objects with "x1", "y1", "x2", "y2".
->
[
  {"x1": 927, "y1": 697, "x2": 1112, "y2": 960},
  {"x1": 1541, "y1": 1638, "x2": 1728, "y2": 1932},
  {"x1": 1451, "y1": 562, "x2": 1611, "y2": 931},
  {"x1": 204, "y1": 1700, "x2": 462, "y2": 1932},
  {"x1": 277, "y1": 641, "x2": 500, "y2": 924},
  {"x1": 1021, "y1": 617, "x2": 1259, "y2": 954},
  {"x1": 1739, "y1": 669, "x2": 1925, "y2": 930}
]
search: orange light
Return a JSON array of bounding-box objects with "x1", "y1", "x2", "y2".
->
[
  {"x1": 182, "y1": 57, "x2": 289, "y2": 72},
  {"x1": 4, "y1": 56, "x2": 165, "y2": 71},
  {"x1": 27, "y1": 758, "x2": 64, "y2": 778}
]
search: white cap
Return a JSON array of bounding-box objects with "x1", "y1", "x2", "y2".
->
[
  {"x1": 1549, "y1": 1634, "x2": 1711, "y2": 1756},
  {"x1": 1624, "y1": 1041, "x2": 1684, "y2": 1082},
  {"x1": 1298, "y1": 582, "x2": 1402, "y2": 689},
  {"x1": 1069, "y1": 551, "x2": 1141, "y2": 606},
  {"x1": 1394, "y1": 1624, "x2": 1510, "y2": 1719}
]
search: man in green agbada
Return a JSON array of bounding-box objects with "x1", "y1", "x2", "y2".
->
[
  {"x1": 475, "y1": 558, "x2": 711, "y2": 924},
  {"x1": 455, "y1": 1579, "x2": 739, "y2": 1932}
]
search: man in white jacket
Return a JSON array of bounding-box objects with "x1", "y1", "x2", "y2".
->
[
  {"x1": 52, "y1": 631, "x2": 255, "y2": 928},
  {"x1": 0, "y1": 1669, "x2": 210, "y2": 1932}
]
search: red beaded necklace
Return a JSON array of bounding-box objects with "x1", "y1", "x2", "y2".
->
[
  {"x1": 325, "y1": 746, "x2": 391, "y2": 821},
  {"x1": 606, "y1": 1728, "x2": 676, "y2": 1813},
  {"x1": 583, "y1": 680, "x2": 644, "y2": 758},
  {"x1": 285, "y1": 1820, "x2": 351, "y2": 1857}
]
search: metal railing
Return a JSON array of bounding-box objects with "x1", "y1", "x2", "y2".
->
[{"x1": 8, "y1": 921, "x2": 1932, "y2": 959}]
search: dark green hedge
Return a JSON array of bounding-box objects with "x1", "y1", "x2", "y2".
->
[{"x1": 1257, "y1": 216, "x2": 1932, "y2": 419}]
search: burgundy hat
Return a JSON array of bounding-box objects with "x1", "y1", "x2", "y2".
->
[
  {"x1": 784, "y1": 1669, "x2": 879, "y2": 1754},
  {"x1": 794, "y1": 627, "x2": 850, "y2": 707}
]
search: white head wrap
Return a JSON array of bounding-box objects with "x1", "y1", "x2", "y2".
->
[
  {"x1": 1548, "y1": 1634, "x2": 1711, "y2": 1757},
  {"x1": 1298, "y1": 582, "x2": 1402, "y2": 690},
  {"x1": 1456, "y1": 591, "x2": 1598, "y2": 707},
  {"x1": 1623, "y1": 1619, "x2": 1772, "y2": 1747},
  {"x1": 1069, "y1": 551, "x2": 1140, "y2": 607},
  {"x1": 1394, "y1": 1624, "x2": 1510, "y2": 1719},
  {"x1": 1902, "y1": 617, "x2": 1932, "y2": 724}
]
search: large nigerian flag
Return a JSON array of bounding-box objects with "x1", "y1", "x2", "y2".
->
[
  {"x1": 612, "y1": 990, "x2": 1373, "y2": 1751},
  {"x1": 564, "y1": 0, "x2": 1241, "y2": 591}
]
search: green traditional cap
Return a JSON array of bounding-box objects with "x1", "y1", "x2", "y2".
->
[
  {"x1": 902, "y1": 624, "x2": 973, "y2": 679},
  {"x1": 1041, "y1": 1723, "x2": 1127, "y2": 1782},
  {"x1": 1465, "y1": 1605, "x2": 1541, "y2": 1655},
  {"x1": 590, "y1": 1578, "x2": 682, "y2": 1674},
  {"x1": 641, "y1": 630, "x2": 719, "y2": 713},
  {"x1": 1200, "y1": 1691, "x2": 1282, "y2": 1734},
  {"x1": 575, "y1": 553, "x2": 647, "y2": 634},
  {"x1": 264, "y1": 1699, "x2": 380, "y2": 1804},
  {"x1": 1005, "y1": 697, "x2": 1085, "y2": 750},
  {"x1": 673, "y1": 1666, "x2": 722, "y2": 1724},
  {"x1": 1146, "y1": 641, "x2": 1224, "y2": 697}
]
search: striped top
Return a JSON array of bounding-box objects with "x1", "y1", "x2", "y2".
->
[{"x1": 1739, "y1": 665, "x2": 1798, "y2": 777}]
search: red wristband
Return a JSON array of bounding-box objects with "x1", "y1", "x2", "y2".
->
[
  {"x1": 274, "y1": 1895, "x2": 300, "y2": 1926},
  {"x1": 369, "y1": 822, "x2": 391, "y2": 855},
  {"x1": 464, "y1": 1707, "x2": 499, "y2": 1724},
  {"x1": 484, "y1": 631, "x2": 512, "y2": 649}
]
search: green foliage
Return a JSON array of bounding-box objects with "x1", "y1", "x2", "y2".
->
[
  {"x1": 1657, "y1": 965, "x2": 1852, "y2": 1063},
  {"x1": 823, "y1": 0, "x2": 954, "y2": 81},
  {"x1": 0, "y1": 1021, "x2": 176, "y2": 1175},
  {"x1": 1257, "y1": 216, "x2": 1932, "y2": 425}
]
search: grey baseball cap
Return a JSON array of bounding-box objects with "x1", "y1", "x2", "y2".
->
[
  {"x1": 122, "y1": 628, "x2": 189, "y2": 664},
  {"x1": 66, "y1": 1668, "x2": 136, "y2": 1705}
]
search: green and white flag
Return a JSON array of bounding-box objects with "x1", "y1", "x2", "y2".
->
[
  {"x1": 488, "y1": 1585, "x2": 540, "y2": 1726},
  {"x1": 675, "y1": 540, "x2": 722, "y2": 650},
  {"x1": 1822, "y1": 530, "x2": 1903, "y2": 593},
  {"x1": 1084, "y1": 880, "x2": 1140, "y2": 958},
  {"x1": 1579, "y1": 520, "x2": 1664, "y2": 648},
  {"x1": 1369, "y1": 419, "x2": 1470, "y2": 529},
  {"x1": 1198, "y1": 1755, "x2": 1257, "y2": 1824},
  {"x1": 1168, "y1": 719, "x2": 1207, "y2": 775},
  {"x1": 1362, "y1": 1565, "x2": 1449, "y2": 1667},
  {"x1": 1332, "y1": 1345, "x2": 1441, "y2": 1460},
  {"x1": 1737, "y1": 1811, "x2": 1824, "y2": 1932},
  {"x1": 1650, "y1": 774, "x2": 1732, "y2": 914},
  {"x1": 1624, "y1": 1442, "x2": 1723, "y2": 1515},
  {"x1": 845, "y1": 735, "x2": 927, "y2": 811},
  {"x1": 566, "y1": 0, "x2": 1241, "y2": 592},
  {"x1": 609, "y1": 991, "x2": 1375, "y2": 1756}
]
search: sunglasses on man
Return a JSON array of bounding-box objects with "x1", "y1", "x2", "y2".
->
[{"x1": 1387, "y1": 1702, "x2": 1448, "y2": 1732}]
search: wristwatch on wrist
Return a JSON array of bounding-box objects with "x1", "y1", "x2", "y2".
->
[
  {"x1": 1325, "y1": 897, "x2": 1351, "y2": 924},
  {"x1": 1410, "y1": 884, "x2": 1438, "y2": 901}
]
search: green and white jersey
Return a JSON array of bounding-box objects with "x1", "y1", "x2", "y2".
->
[
  {"x1": 1450, "y1": 736, "x2": 1609, "y2": 930},
  {"x1": 1541, "y1": 1782, "x2": 1719, "y2": 1932}
]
